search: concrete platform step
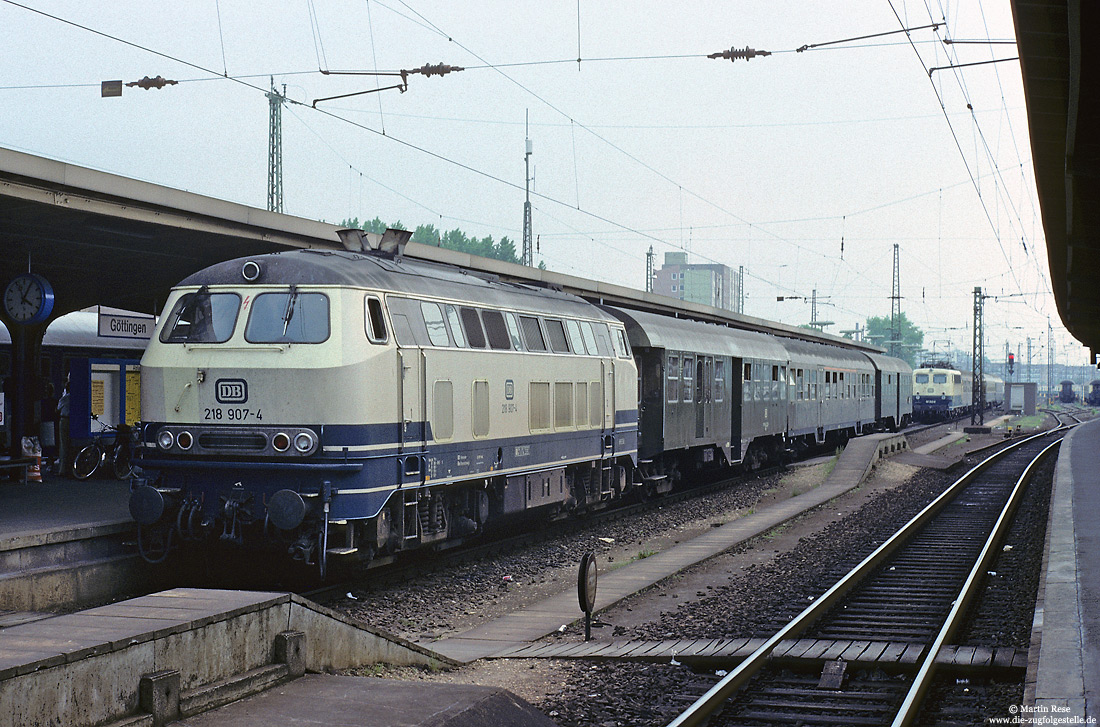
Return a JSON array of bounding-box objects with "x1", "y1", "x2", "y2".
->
[{"x1": 0, "y1": 588, "x2": 456, "y2": 727}]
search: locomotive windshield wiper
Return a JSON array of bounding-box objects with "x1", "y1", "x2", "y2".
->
[{"x1": 281, "y1": 285, "x2": 299, "y2": 337}]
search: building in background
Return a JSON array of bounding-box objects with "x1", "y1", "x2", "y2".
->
[{"x1": 652, "y1": 252, "x2": 736, "y2": 311}]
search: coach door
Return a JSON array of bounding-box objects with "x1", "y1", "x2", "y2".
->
[{"x1": 695, "y1": 356, "x2": 712, "y2": 439}]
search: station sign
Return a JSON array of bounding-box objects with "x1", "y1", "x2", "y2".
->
[{"x1": 98, "y1": 310, "x2": 155, "y2": 340}]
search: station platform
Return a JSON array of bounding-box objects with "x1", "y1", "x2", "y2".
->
[
  {"x1": 0, "y1": 471, "x2": 143, "y2": 612},
  {"x1": 1026, "y1": 417, "x2": 1100, "y2": 720}
]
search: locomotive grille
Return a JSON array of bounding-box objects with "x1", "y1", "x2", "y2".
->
[{"x1": 197, "y1": 432, "x2": 268, "y2": 450}]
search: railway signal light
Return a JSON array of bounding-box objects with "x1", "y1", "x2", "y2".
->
[{"x1": 1008, "y1": 352, "x2": 1015, "y2": 374}]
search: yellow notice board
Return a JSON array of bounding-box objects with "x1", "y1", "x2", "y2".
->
[
  {"x1": 125, "y1": 371, "x2": 141, "y2": 425},
  {"x1": 90, "y1": 379, "x2": 105, "y2": 418}
]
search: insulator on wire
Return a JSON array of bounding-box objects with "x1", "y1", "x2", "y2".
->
[{"x1": 707, "y1": 46, "x2": 771, "y2": 62}]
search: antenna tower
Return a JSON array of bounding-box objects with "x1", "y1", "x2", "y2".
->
[
  {"x1": 645, "y1": 246, "x2": 654, "y2": 292},
  {"x1": 266, "y1": 77, "x2": 286, "y2": 213}
]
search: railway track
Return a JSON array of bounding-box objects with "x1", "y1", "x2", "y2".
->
[{"x1": 666, "y1": 422, "x2": 1070, "y2": 727}]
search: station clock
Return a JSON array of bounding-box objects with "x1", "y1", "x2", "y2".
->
[{"x1": 3, "y1": 273, "x2": 55, "y2": 326}]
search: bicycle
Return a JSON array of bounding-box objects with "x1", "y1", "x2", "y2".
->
[{"x1": 72, "y1": 417, "x2": 135, "y2": 480}]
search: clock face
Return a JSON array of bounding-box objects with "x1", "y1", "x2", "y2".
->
[{"x1": 3, "y1": 274, "x2": 54, "y2": 325}]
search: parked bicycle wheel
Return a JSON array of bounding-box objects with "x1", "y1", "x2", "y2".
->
[
  {"x1": 72, "y1": 443, "x2": 104, "y2": 480},
  {"x1": 112, "y1": 448, "x2": 134, "y2": 480}
]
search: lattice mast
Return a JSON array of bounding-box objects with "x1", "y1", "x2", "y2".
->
[
  {"x1": 522, "y1": 112, "x2": 534, "y2": 267},
  {"x1": 972, "y1": 287, "x2": 985, "y2": 424},
  {"x1": 890, "y1": 243, "x2": 901, "y2": 358},
  {"x1": 266, "y1": 77, "x2": 286, "y2": 213}
]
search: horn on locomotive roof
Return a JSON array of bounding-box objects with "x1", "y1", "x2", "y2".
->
[{"x1": 335, "y1": 227, "x2": 413, "y2": 259}]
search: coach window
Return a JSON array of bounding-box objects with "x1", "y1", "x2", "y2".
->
[
  {"x1": 545, "y1": 319, "x2": 571, "y2": 353},
  {"x1": 566, "y1": 320, "x2": 587, "y2": 354},
  {"x1": 520, "y1": 316, "x2": 547, "y2": 352},
  {"x1": 503, "y1": 313, "x2": 525, "y2": 350},
  {"x1": 161, "y1": 290, "x2": 241, "y2": 343},
  {"x1": 682, "y1": 356, "x2": 694, "y2": 403},
  {"x1": 796, "y1": 369, "x2": 804, "y2": 400},
  {"x1": 481, "y1": 310, "x2": 512, "y2": 350},
  {"x1": 444, "y1": 305, "x2": 467, "y2": 347},
  {"x1": 420, "y1": 302, "x2": 451, "y2": 347},
  {"x1": 365, "y1": 296, "x2": 388, "y2": 343},
  {"x1": 715, "y1": 360, "x2": 725, "y2": 402},
  {"x1": 245, "y1": 291, "x2": 329, "y2": 344},
  {"x1": 460, "y1": 307, "x2": 487, "y2": 348},
  {"x1": 667, "y1": 355, "x2": 680, "y2": 402}
]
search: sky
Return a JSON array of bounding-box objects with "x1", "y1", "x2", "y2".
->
[{"x1": 1, "y1": 0, "x2": 1088, "y2": 370}]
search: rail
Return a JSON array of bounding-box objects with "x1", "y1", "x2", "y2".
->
[{"x1": 666, "y1": 424, "x2": 1070, "y2": 727}]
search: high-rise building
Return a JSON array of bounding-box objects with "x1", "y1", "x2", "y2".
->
[{"x1": 652, "y1": 252, "x2": 736, "y2": 311}]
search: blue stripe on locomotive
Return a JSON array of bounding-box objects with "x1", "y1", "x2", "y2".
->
[{"x1": 138, "y1": 415, "x2": 638, "y2": 521}]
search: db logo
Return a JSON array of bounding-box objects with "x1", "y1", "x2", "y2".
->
[{"x1": 215, "y1": 379, "x2": 248, "y2": 403}]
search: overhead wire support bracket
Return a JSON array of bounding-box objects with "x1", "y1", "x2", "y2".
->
[
  {"x1": 312, "y1": 63, "x2": 464, "y2": 107},
  {"x1": 796, "y1": 22, "x2": 941, "y2": 53},
  {"x1": 708, "y1": 46, "x2": 771, "y2": 62},
  {"x1": 927, "y1": 57, "x2": 1019, "y2": 77}
]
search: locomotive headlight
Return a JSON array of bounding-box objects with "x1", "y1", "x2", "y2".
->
[
  {"x1": 157, "y1": 430, "x2": 175, "y2": 450},
  {"x1": 293, "y1": 431, "x2": 316, "y2": 454},
  {"x1": 176, "y1": 431, "x2": 194, "y2": 451},
  {"x1": 272, "y1": 432, "x2": 291, "y2": 452}
]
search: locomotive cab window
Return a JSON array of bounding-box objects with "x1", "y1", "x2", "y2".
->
[
  {"x1": 245, "y1": 291, "x2": 329, "y2": 344},
  {"x1": 365, "y1": 296, "x2": 388, "y2": 343},
  {"x1": 579, "y1": 322, "x2": 599, "y2": 356},
  {"x1": 915, "y1": 373, "x2": 929, "y2": 384},
  {"x1": 160, "y1": 290, "x2": 241, "y2": 344},
  {"x1": 503, "y1": 313, "x2": 525, "y2": 350},
  {"x1": 933, "y1": 373, "x2": 947, "y2": 384}
]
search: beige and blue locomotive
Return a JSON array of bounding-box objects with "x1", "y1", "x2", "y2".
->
[
  {"x1": 912, "y1": 365, "x2": 973, "y2": 420},
  {"x1": 129, "y1": 243, "x2": 638, "y2": 573}
]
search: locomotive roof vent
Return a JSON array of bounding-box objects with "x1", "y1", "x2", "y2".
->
[
  {"x1": 241, "y1": 260, "x2": 262, "y2": 282},
  {"x1": 336, "y1": 227, "x2": 413, "y2": 259}
]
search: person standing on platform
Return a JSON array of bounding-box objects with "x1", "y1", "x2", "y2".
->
[{"x1": 56, "y1": 373, "x2": 71, "y2": 477}]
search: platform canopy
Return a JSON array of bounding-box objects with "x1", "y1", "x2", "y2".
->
[{"x1": 1012, "y1": 0, "x2": 1100, "y2": 362}]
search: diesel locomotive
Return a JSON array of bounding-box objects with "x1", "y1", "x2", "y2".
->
[{"x1": 129, "y1": 232, "x2": 912, "y2": 574}]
